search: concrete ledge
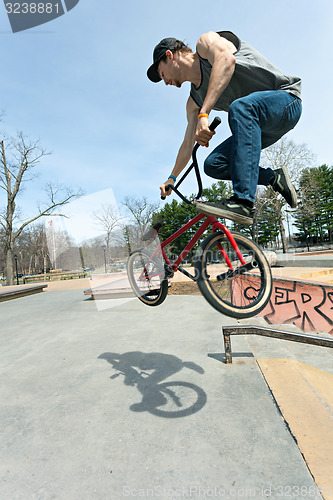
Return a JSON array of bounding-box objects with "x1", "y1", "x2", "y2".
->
[
  {"x1": 84, "y1": 273, "x2": 134, "y2": 300},
  {"x1": 0, "y1": 284, "x2": 48, "y2": 302},
  {"x1": 276, "y1": 252, "x2": 333, "y2": 268},
  {"x1": 84, "y1": 287, "x2": 134, "y2": 300}
]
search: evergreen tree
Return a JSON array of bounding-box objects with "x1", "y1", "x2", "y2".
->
[
  {"x1": 294, "y1": 165, "x2": 333, "y2": 245},
  {"x1": 313, "y1": 165, "x2": 333, "y2": 242}
]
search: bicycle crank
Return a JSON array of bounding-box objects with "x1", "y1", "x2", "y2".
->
[{"x1": 216, "y1": 260, "x2": 258, "y2": 281}]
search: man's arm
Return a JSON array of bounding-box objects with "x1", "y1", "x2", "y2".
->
[
  {"x1": 195, "y1": 31, "x2": 236, "y2": 146},
  {"x1": 160, "y1": 96, "x2": 200, "y2": 197}
]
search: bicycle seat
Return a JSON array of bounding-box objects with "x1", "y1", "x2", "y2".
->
[{"x1": 142, "y1": 222, "x2": 163, "y2": 241}]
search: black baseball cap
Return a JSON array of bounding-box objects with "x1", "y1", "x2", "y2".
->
[{"x1": 147, "y1": 37, "x2": 178, "y2": 83}]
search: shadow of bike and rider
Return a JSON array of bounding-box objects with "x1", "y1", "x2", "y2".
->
[{"x1": 98, "y1": 351, "x2": 207, "y2": 418}]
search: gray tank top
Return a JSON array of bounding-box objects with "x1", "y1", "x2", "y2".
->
[{"x1": 190, "y1": 31, "x2": 302, "y2": 112}]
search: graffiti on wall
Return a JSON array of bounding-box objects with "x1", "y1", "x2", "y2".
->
[{"x1": 260, "y1": 279, "x2": 333, "y2": 334}]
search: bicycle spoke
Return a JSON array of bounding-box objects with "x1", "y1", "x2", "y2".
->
[
  {"x1": 133, "y1": 254, "x2": 162, "y2": 296},
  {"x1": 127, "y1": 249, "x2": 169, "y2": 306},
  {"x1": 196, "y1": 231, "x2": 272, "y2": 318},
  {"x1": 209, "y1": 254, "x2": 263, "y2": 306}
]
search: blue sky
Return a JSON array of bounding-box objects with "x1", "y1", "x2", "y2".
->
[{"x1": 1, "y1": 0, "x2": 332, "y2": 241}]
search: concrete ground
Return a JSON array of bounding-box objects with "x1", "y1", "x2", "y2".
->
[{"x1": 1, "y1": 278, "x2": 332, "y2": 499}]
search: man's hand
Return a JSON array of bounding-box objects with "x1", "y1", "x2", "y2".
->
[
  {"x1": 195, "y1": 115, "x2": 215, "y2": 147},
  {"x1": 160, "y1": 177, "x2": 175, "y2": 198}
]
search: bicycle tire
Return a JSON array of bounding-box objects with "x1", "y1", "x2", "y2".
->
[
  {"x1": 127, "y1": 249, "x2": 168, "y2": 306},
  {"x1": 195, "y1": 231, "x2": 272, "y2": 318}
]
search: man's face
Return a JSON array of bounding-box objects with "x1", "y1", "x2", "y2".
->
[{"x1": 158, "y1": 54, "x2": 182, "y2": 88}]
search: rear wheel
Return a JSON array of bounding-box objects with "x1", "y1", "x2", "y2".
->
[
  {"x1": 195, "y1": 232, "x2": 272, "y2": 318},
  {"x1": 127, "y1": 249, "x2": 168, "y2": 306}
]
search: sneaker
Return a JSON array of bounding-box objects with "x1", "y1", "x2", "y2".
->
[
  {"x1": 195, "y1": 197, "x2": 254, "y2": 225},
  {"x1": 271, "y1": 166, "x2": 297, "y2": 208}
]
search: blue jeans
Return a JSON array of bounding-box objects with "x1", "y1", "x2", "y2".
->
[{"x1": 204, "y1": 90, "x2": 302, "y2": 203}]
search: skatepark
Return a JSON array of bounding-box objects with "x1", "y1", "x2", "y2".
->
[{"x1": 0, "y1": 253, "x2": 332, "y2": 499}]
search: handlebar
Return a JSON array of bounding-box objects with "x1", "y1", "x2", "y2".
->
[{"x1": 161, "y1": 117, "x2": 221, "y2": 203}]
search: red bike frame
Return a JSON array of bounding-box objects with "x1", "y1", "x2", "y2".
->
[{"x1": 149, "y1": 212, "x2": 246, "y2": 281}]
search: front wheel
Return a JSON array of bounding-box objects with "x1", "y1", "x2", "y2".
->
[
  {"x1": 127, "y1": 249, "x2": 168, "y2": 306},
  {"x1": 195, "y1": 232, "x2": 272, "y2": 318}
]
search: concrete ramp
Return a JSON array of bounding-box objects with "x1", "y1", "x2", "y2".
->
[
  {"x1": 232, "y1": 273, "x2": 333, "y2": 334},
  {"x1": 258, "y1": 359, "x2": 333, "y2": 499},
  {"x1": 261, "y1": 277, "x2": 333, "y2": 334}
]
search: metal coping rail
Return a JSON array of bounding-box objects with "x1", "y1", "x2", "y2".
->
[{"x1": 222, "y1": 325, "x2": 333, "y2": 364}]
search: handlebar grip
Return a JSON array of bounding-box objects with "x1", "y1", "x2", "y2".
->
[
  {"x1": 161, "y1": 184, "x2": 173, "y2": 201},
  {"x1": 209, "y1": 116, "x2": 221, "y2": 131}
]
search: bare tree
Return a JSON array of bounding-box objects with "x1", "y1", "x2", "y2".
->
[
  {"x1": 122, "y1": 196, "x2": 160, "y2": 248},
  {"x1": 0, "y1": 133, "x2": 81, "y2": 285},
  {"x1": 93, "y1": 203, "x2": 123, "y2": 268},
  {"x1": 260, "y1": 138, "x2": 314, "y2": 253},
  {"x1": 15, "y1": 222, "x2": 50, "y2": 275}
]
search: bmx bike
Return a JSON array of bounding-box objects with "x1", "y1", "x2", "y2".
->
[{"x1": 127, "y1": 117, "x2": 273, "y2": 319}]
